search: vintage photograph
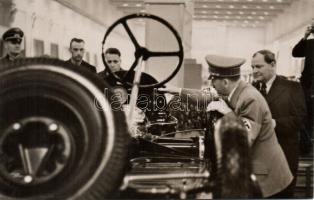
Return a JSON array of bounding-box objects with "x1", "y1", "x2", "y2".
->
[{"x1": 0, "y1": 0, "x2": 313, "y2": 199}]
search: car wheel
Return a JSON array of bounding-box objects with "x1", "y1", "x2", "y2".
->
[{"x1": 0, "y1": 58, "x2": 130, "y2": 199}]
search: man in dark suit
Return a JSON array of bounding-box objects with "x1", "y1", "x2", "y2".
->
[
  {"x1": 0, "y1": 27, "x2": 24, "y2": 63},
  {"x1": 65, "y1": 38, "x2": 96, "y2": 73},
  {"x1": 98, "y1": 47, "x2": 166, "y2": 122},
  {"x1": 160, "y1": 54, "x2": 293, "y2": 198},
  {"x1": 252, "y1": 50, "x2": 307, "y2": 198},
  {"x1": 292, "y1": 19, "x2": 314, "y2": 138}
]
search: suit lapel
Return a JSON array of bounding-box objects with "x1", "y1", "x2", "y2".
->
[{"x1": 266, "y1": 76, "x2": 285, "y2": 104}]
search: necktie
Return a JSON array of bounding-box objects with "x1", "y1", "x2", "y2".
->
[{"x1": 259, "y1": 82, "x2": 267, "y2": 97}]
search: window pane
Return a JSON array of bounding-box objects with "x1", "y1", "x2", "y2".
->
[
  {"x1": 34, "y1": 39, "x2": 44, "y2": 56},
  {"x1": 50, "y1": 43, "x2": 59, "y2": 58}
]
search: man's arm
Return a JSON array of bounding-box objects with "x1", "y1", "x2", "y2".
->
[
  {"x1": 292, "y1": 26, "x2": 312, "y2": 57},
  {"x1": 274, "y1": 82, "x2": 307, "y2": 135},
  {"x1": 224, "y1": 98, "x2": 263, "y2": 146},
  {"x1": 292, "y1": 39, "x2": 306, "y2": 57},
  {"x1": 207, "y1": 96, "x2": 264, "y2": 146}
]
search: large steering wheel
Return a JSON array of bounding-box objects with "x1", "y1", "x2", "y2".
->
[{"x1": 102, "y1": 13, "x2": 184, "y2": 89}]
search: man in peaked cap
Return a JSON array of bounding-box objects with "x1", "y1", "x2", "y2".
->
[
  {"x1": 0, "y1": 27, "x2": 24, "y2": 63},
  {"x1": 160, "y1": 54, "x2": 292, "y2": 198}
]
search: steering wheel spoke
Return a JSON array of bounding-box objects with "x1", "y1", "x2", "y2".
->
[
  {"x1": 122, "y1": 20, "x2": 140, "y2": 49},
  {"x1": 146, "y1": 50, "x2": 182, "y2": 58}
]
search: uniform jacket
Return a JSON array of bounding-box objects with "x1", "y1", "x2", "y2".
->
[
  {"x1": 0, "y1": 54, "x2": 20, "y2": 65},
  {"x1": 65, "y1": 59, "x2": 96, "y2": 73},
  {"x1": 264, "y1": 76, "x2": 306, "y2": 176},
  {"x1": 181, "y1": 80, "x2": 293, "y2": 197}
]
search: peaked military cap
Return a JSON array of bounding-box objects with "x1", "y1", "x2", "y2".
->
[
  {"x1": 2, "y1": 27, "x2": 24, "y2": 42},
  {"x1": 206, "y1": 54, "x2": 245, "y2": 78}
]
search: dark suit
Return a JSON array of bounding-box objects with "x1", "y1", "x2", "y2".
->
[
  {"x1": 65, "y1": 59, "x2": 97, "y2": 73},
  {"x1": 292, "y1": 38, "x2": 314, "y2": 92},
  {"x1": 261, "y1": 76, "x2": 306, "y2": 196},
  {"x1": 292, "y1": 38, "x2": 314, "y2": 137},
  {"x1": 181, "y1": 80, "x2": 293, "y2": 197}
]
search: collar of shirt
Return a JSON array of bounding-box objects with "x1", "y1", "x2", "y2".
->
[
  {"x1": 266, "y1": 75, "x2": 276, "y2": 94},
  {"x1": 228, "y1": 81, "x2": 240, "y2": 102},
  {"x1": 70, "y1": 59, "x2": 82, "y2": 66}
]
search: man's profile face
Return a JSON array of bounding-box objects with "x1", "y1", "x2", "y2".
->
[
  {"x1": 70, "y1": 41, "x2": 85, "y2": 63},
  {"x1": 211, "y1": 77, "x2": 228, "y2": 96},
  {"x1": 105, "y1": 53, "x2": 121, "y2": 73},
  {"x1": 5, "y1": 39, "x2": 22, "y2": 56},
  {"x1": 251, "y1": 53, "x2": 274, "y2": 82}
]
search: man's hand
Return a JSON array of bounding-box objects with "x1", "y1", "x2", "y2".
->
[
  {"x1": 304, "y1": 26, "x2": 312, "y2": 40},
  {"x1": 158, "y1": 85, "x2": 182, "y2": 95},
  {"x1": 206, "y1": 98, "x2": 232, "y2": 115}
]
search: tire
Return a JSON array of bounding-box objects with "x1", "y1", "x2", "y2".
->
[
  {"x1": 212, "y1": 115, "x2": 256, "y2": 198},
  {"x1": 0, "y1": 58, "x2": 130, "y2": 199}
]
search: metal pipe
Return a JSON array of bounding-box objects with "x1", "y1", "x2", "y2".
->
[{"x1": 121, "y1": 171, "x2": 210, "y2": 190}]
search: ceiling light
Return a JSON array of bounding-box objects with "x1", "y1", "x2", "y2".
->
[
  {"x1": 227, "y1": 11, "x2": 232, "y2": 14},
  {"x1": 214, "y1": 15, "x2": 218, "y2": 18},
  {"x1": 242, "y1": 5, "x2": 248, "y2": 9},
  {"x1": 262, "y1": 0, "x2": 268, "y2": 2},
  {"x1": 269, "y1": 5, "x2": 275, "y2": 9},
  {"x1": 140, "y1": 9, "x2": 146, "y2": 12},
  {"x1": 202, "y1": 5, "x2": 208, "y2": 8},
  {"x1": 247, "y1": 0, "x2": 253, "y2": 1},
  {"x1": 225, "y1": 16, "x2": 229, "y2": 19},
  {"x1": 259, "y1": 16, "x2": 264, "y2": 20},
  {"x1": 251, "y1": 11, "x2": 256, "y2": 15},
  {"x1": 244, "y1": 20, "x2": 249, "y2": 23},
  {"x1": 256, "y1": 5, "x2": 261, "y2": 9},
  {"x1": 233, "y1": 0, "x2": 239, "y2": 1},
  {"x1": 277, "y1": 0, "x2": 282, "y2": 2},
  {"x1": 264, "y1": 11, "x2": 269, "y2": 15},
  {"x1": 239, "y1": 11, "x2": 244, "y2": 14},
  {"x1": 136, "y1": 3, "x2": 141, "y2": 7},
  {"x1": 122, "y1": 3, "x2": 128, "y2": 6},
  {"x1": 229, "y1": 5, "x2": 235, "y2": 8}
]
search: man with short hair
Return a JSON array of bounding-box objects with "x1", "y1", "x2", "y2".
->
[
  {"x1": 104, "y1": 47, "x2": 122, "y2": 73},
  {"x1": 252, "y1": 50, "x2": 306, "y2": 198},
  {"x1": 98, "y1": 47, "x2": 124, "y2": 86},
  {"x1": 66, "y1": 38, "x2": 96, "y2": 73},
  {"x1": 160, "y1": 54, "x2": 293, "y2": 198},
  {"x1": 0, "y1": 27, "x2": 24, "y2": 63}
]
